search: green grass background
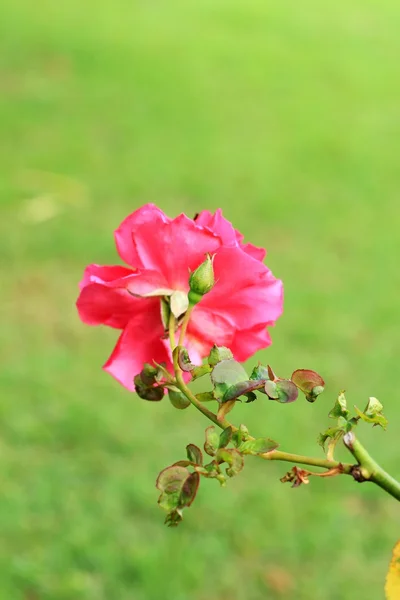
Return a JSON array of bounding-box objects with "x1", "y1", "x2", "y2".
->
[{"x1": 1, "y1": 1, "x2": 400, "y2": 598}]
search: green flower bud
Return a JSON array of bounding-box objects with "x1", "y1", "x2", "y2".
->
[
  {"x1": 305, "y1": 385, "x2": 325, "y2": 403},
  {"x1": 208, "y1": 345, "x2": 233, "y2": 366},
  {"x1": 168, "y1": 388, "x2": 191, "y2": 410},
  {"x1": 188, "y1": 254, "x2": 215, "y2": 305}
]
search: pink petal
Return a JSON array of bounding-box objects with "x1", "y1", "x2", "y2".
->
[
  {"x1": 77, "y1": 264, "x2": 139, "y2": 328},
  {"x1": 118, "y1": 211, "x2": 222, "y2": 290},
  {"x1": 230, "y1": 324, "x2": 273, "y2": 362},
  {"x1": 77, "y1": 283, "x2": 148, "y2": 329},
  {"x1": 77, "y1": 264, "x2": 172, "y2": 329},
  {"x1": 241, "y1": 243, "x2": 266, "y2": 262},
  {"x1": 115, "y1": 204, "x2": 171, "y2": 267},
  {"x1": 200, "y1": 246, "x2": 283, "y2": 331},
  {"x1": 195, "y1": 209, "x2": 265, "y2": 262},
  {"x1": 79, "y1": 264, "x2": 134, "y2": 291},
  {"x1": 102, "y1": 270, "x2": 172, "y2": 297},
  {"x1": 186, "y1": 306, "x2": 234, "y2": 356},
  {"x1": 195, "y1": 208, "x2": 239, "y2": 246},
  {"x1": 103, "y1": 299, "x2": 170, "y2": 391}
]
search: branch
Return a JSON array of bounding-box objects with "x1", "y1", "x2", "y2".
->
[
  {"x1": 260, "y1": 450, "x2": 353, "y2": 474},
  {"x1": 343, "y1": 432, "x2": 400, "y2": 501}
]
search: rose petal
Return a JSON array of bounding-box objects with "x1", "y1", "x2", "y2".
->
[
  {"x1": 115, "y1": 204, "x2": 171, "y2": 267},
  {"x1": 79, "y1": 264, "x2": 135, "y2": 291},
  {"x1": 104, "y1": 270, "x2": 172, "y2": 298},
  {"x1": 77, "y1": 265, "x2": 138, "y2": 328},
  {"x1": 77, "y1": 284, "x2": 149, "y2": 330},
  {"x1": 103, "y1": 299, "x2": 170, "y2": 390},
  {"x1": 119, "y1": 212, "x2": 222, "y2": 289},
  {"x1": 186, "y1": 306, "x2": 234, "y2": 356},
  {"x1": 230, "y1": 324, "x2": 273, "y2": 362},
  {"x1": 200, "y1": 246, "x2": 283, "y2": 330},
  {"x1": 77, "y1": 265, "x2": 171, "y2": 329},
  {"x1": 195, "y1": 209, "x2": 265, "y2": 262},
  {"x1": 195, "y1": 208, "x2": 239, "y2": 246},
  {"x1": 241, "y1": 243, "x2": 266, "y2": 262}
]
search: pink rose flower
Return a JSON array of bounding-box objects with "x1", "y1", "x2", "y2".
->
[{"x1": 76, "y1": 204, "x2": 283, "y2": 391}]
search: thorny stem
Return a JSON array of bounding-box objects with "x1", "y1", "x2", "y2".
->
[
  {"x1": 344, "y1": 432, "x2": 400, "y2": 501},
  {"x1": 171, "y1": 341, "x2": 353, "y2": 474},
  {"x1": 168, "y1": 311, "x2": 400, "y2": 499}
]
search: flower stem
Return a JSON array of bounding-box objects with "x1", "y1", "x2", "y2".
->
[
  {"x1": 178, "y1": 305, "x2": 194, "y2": 347},
  {"x1": 259, "y1": 450, "x2": 353, "y2": 474},
  {"x1": 172, "y1": 347, "x2": 233, "y2": 430},
  {"x1": 168, "y1": 312, "x2": 176, "y2": 351},
  {"x1": 343, "y1": 432, "x2": 400, "y2": 501}
]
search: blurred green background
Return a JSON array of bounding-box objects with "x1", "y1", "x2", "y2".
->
[{"x1": 1, "y1": 1, "x2": 400, "y2": 598}]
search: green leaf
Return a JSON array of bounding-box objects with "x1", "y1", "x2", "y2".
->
[
  {"x1": 240, "y1": 438, "x2": 279, "y2": 455},
  {"x1": 291, "y1": 369, "x2": 325, "y2": 402},
  {"x1": 186, "y1": 444, "x2": 203, "y2": 465},
  {"x1": 353, "y1": 396, "x2": 387, "y2": 429},
  {"x1": 177, "y1": 347, "x2": 195, "y2": 372},
  {"x1": 231, "y1": 424, "x2": 250, "y2": 448},
  {"x1": 264, "y1": 380, "x2": 279, "y2": 399},
  {"x1": 276, "y1": 380, "x2": 299, "y2": 403},
  {"x1": 265, "y1": 380, "x2": 298, "y2": 403},
  {"x1": 365, "y1": 396, "x2": 384, "y2": 416},
  {"x1": 156, "y1": 465, "x2": 190, "y2": 495},
  {"x1": 249, "y1": 364, "x2": 270, "y2": 381},
  {"x1": 244, "y1": 391, "x2": 257, "y2": 402},
  {"x1": 216, "y1": 448, "x2": 244, "y2": 477},
  {"x1": 204, "y1": 426, "x2": 220, "y2": 456},
  {"x1": 354, "y1": 406, "x2": 388, "y2": 429},
  {"x1": 329, "y1": 391, "x2": 349, "y2": 419},
  {"x1": 191, "y1": 364, "x2": 212, "y2": 380},
  {"x1": 208, "y1": 345, "x2": 233, "y2": 367},
  {"x1": 179, "y1": 472, "x2": 200, "y2": 508},
  {"x1": 168, "y1": 388, "x2": 191, "y2": 409},
  {"x1": 211, "y1": 359, "x2": 249, "y2": 401},
  {"x1": 195, "y1": 391, "x2": 215, "y2": 403},
  {"x1": 164, "y1": 509, "x2": 183, "y2": 527},
  {"x1": 337, "y1": 416, "x2": 353, "y2": 431},
  {"x1": 202, "y1": 461, "x2": 226, "y2": 485},
  {"x1": 221, "y1": 380, "x2": 265, "y2": 402},
  {"x1": 318, "y1": 426, "x2": 344, "y2": 451},
  {"x1": 172, "y1": 460, "x2": 197, "y2": 468},
  {"x1": 219, "y1": 426, "x2": 233, "y2": 448},
  {"x1": 156, "y1": 465, "x2": 200, "y2": 525},
  {"x1": 291, "y1": 369, "x2": 325, "y2": 393},
  {"x1": 156, "y1": 465, "x2": 190, "y2": 512}
]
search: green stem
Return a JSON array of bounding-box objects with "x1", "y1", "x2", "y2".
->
[
  {"x1": 168, "y1": 319, "x2": 400, "y2": 498},
  {"x1": 343, "y1": 432, "x2": 400, "y2": 501},
  {"x1": 172, "y1": 346, "x2": 354, "y2": 473},
  {"x1": 172, "y1": 347, "x2": 233, "y2": 430},
  {"x1": 260, "y1": 450, "x2": 353, "y2": 473},
  {"x1": 178, "y1": 305, "x2": 194, "y2": 347}
]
